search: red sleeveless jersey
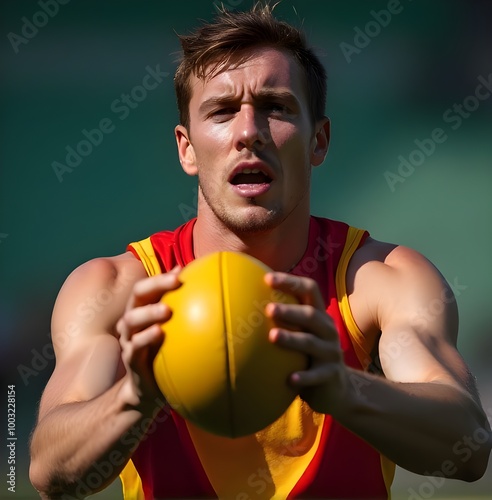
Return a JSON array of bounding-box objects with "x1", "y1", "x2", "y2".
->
[{"x1": 120, "y1": 216, "x2": 394, "y2": 499}]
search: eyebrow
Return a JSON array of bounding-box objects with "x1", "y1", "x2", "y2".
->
[
  {"x1": 198, "y1": 88, "x2": 301, "y2": 115},
  {"x1": 256, "y1": 89, "x2": 301, "y2": 106}
]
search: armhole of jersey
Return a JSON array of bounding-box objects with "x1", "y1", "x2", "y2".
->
[
  {"x1": 128, "y1": 237, "x2": 162, "y2": 277},
  {"x1": 119, "y1": 237, "x2": 160, "y2": 499},
  {"x1": 335, "y1": 226, "x2": 372, "y2": 370},
  {"x1": 381, "y1": 455, "x2": 395, "y2": 500},
  {"x1": 337, "y1": 227, "x2": 396, "y2": 498},
  {"x1": 119, "y1": 458, "x2": 145, "y2": 500}
]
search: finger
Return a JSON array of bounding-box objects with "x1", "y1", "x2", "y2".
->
[
  {"x1": 265, "y1": 272, "x2": 325, "y2": 311},
  {"x1": 127, "y1": 269, "x2": 182, "y2": 310},
  {"x1": 129, "y1": 324, "x2": 164, "y2": 352},
  {"x1": 120, "y1": 325, "x2": 164, "y2": 366},
  {"x1": 269, "y1": 328, "x2": 342, "y2": 361},
  {"x1": 117, "y1": 303, "x2": 172, "y2": 341},
  {"x1": 266, "y1": 302, "x2": 337, "y2": 341},
  {"x1": 290, "y1": 367, "x2": 334, "y2": 388}
]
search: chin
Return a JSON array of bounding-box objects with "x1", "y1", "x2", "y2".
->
[{"x1": 219, "y1": 207, "x2": 283, "y2": 235}]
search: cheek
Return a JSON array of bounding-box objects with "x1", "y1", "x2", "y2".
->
[
  {"x1": 194, "y1": 126, "x2": 230, "y2": 163},
  {"x1": 273, "y1": 126, "x2": 312, "y2": 168},
  {"x1": 273, "y1": 118, "x2": 312, "y2": 147}
]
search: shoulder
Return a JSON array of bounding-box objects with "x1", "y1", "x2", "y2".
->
[
  {"x1": 51, "y1": 252, "x2": 147, "y2": 344},
  {"x1": 347, "y1": 238, "x2": 457, "y2": 339},
  {"x1": 351, "y1": 237, "x2": 447, "y2": 286},
  {"x1": 57, "y1": 252, "x2": 147, "y2": 296}
]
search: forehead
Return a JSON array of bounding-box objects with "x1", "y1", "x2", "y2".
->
[{"x1": 189, "y1": 47, "x2": 307, "y2": 104}]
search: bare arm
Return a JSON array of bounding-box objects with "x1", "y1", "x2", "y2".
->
[
  {"x1": 266, "y1": 242, "x2": 491, "y2": 480},
  {"x1": 29, "y1": 254, "x2": 180, "y2": 498}
]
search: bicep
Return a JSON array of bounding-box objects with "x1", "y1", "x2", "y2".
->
[
  {"x1": 38, "y1": 334, "x2": 124, "y2": 419},
  {"x1": 376, "y1": 247, "x2": 478, "y2": 398},
  {"x1": 38, "y1": 257, "x2": 139, "y2": 419}
]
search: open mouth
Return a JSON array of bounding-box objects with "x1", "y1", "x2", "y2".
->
[{"x1": 230, "y1": 168, "x2": 272, "y2": 186}]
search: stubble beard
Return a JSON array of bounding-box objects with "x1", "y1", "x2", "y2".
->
[{"x1": 198, "y1": 180, "x2": 282, "y2": 235}]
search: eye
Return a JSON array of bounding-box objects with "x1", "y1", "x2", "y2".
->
[
  {"x1": 271, "y1": 103, "x2": 287, "y2": 112},
  {"x1": 209, "y1": 107, "x2": 237, "y2": 122},
  {"x1": 264, "y1": 102, "x2": 291, "y2": 117},
  {"x1": 215, "y1": 107, "x2": 236, "y2": 115}
]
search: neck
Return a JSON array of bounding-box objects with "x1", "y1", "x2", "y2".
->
[{"x1": 192, "y1": 209, "x2": 311, "y2": 273}]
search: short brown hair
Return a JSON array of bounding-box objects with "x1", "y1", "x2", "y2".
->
[{"x1": 174, "y1": 2, "x2": 327, "y2": 129}]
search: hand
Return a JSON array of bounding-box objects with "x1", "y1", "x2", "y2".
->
[
  {"x1": 264, "y1": 272, "x2": 350, "y2": 415},
  {"x1": 116, "y1": 267, "x2": 182, "y2": 409}
]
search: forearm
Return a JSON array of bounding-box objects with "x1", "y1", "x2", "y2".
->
[
  {"x1": 334, "y1": 369, "x2": 491, "y2": 480},
  {"x1": 30, "y1": 377, "x2": 164, "y2": 498}
]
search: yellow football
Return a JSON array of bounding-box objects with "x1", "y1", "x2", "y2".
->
[{"x1": 153, "y1": 251, "x2": 306, "y2": 438}]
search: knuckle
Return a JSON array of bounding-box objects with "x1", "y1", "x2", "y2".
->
[
  {"x1": 156, "y1": 302, "x2": 169, "y2": 317},
  {"x1": 116, "y1": 318, "x2": 129, "y2": 338},
  {"x1": 304, "y1": 277, "x2": 317, "y2": 293},
  {"x1": 304, "y1": 305, "x2": 318, "y2": 321},
  {"x1": 121, "y1": 310, "x2": 134, "y2": 326},
  {"x1": 121, "y1": 342, "x2": 134, "y2": 362},
  {"x1": 132, "y1": 279, "x2": 148, "y2": 296}
]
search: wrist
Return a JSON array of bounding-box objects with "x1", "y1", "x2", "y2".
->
[{"x1": 329, "y1": 368, "x2": 373, "y2": 422}]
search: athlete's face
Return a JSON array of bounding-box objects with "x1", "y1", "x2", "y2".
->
[{"x1": 175, "y1": 47, "x2": 329, "y2": 234}]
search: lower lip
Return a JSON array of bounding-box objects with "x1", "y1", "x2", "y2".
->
[{"x1": 230, "y1": 183, "x2": 272, "y2": 197}]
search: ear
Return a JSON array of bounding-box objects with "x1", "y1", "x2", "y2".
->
[
  {"x1": 310, "y1": 117, "x2": 331, "y2": 167},
  {"x1": 175, "y1": 124, "x2": 198, "y2": 176}
]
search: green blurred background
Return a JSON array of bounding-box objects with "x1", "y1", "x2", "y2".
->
[{"x1": 1, "y1": 0, "x2": 491, "y2": 498}]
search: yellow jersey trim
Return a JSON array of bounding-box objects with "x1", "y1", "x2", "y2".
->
[
  {"x1": 128, "y1": 237, "x2": 162, "y2": 276},
  {"x1": 381, "y1": 455, "x2": 395, "y2": 500},
  {"x1": 119, "y1": 458, "x2": 145, "y2": 500},
  {"x1": 120, "y1": 239, "x2": 161, "y2": 499},
  {"x1": 185, "y1": 396, "x2": 324, "y2": 499},
  {"x1": 336, "y1": 226, "x2": 372, "y2": 370},
  {"x1": 336, "y1": 226, "x2": 395, "y2": 498}
]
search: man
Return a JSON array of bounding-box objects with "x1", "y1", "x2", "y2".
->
[{"x1": 29, "y1": 3, "x2": 491, "y2": 499}]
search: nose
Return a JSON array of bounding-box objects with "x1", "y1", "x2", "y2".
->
[{"x1": 233, "y1": 104, "x2": 268, "y2": 152}]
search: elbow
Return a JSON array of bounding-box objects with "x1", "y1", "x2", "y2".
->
[
  {"x1": 29, "y1": 459, "x2": 51, "y2": 499},
  {"x1": 459, "y1": 462, "x2": 489, "y2": 483},
  {"x1": 29, "y1": 459, "x2": 77, "y2": 499},
  {"x1": 424, "y1": 426, "x2": 492, "y2": 483},
  {"x1": 461, "y1": 450, "x2": 491, "y2": 483},
  {"x1": 455, "y1": 433, "x2": 492, "y2": 483}
]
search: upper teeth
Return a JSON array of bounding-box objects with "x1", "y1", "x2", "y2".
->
[{"x1": 241, "y1": 168, "x2": 261, "y2": 174}]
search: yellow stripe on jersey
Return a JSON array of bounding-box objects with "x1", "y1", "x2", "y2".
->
[
  {"x1": 381, "y1": 455, "x2": 395, "y2": 500},
  {"x1": 128, "y1": 237, "x2": 162, "y2": 276},
  {"x1": 120, "y1": 239, "x2": 160, "y2": 499},
  {"x1": 336, "y1": 226, "x2": 373, "y2": 370},
  {"x1": 185, "y1": 396, "x2": 324, "y2": 499},
  {"x1": 336, "y1": 226, "x2": 395, "y2": 498},
  {"x1": 119, "y1": 458, "x2": 145, "y2": 500}
]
